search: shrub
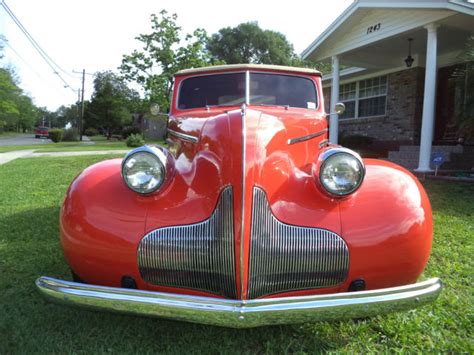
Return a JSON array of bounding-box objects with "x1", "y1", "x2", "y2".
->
[
  {"x1": 48, "y1": 129, "x2": 63, "y2": 143},
  {"x1": 339, "y1": 134, "x2": 374, "y2": 149},
  {"x1": 84, "y1": 127, "x2": 99, "y2": 136},
  {"x1": 126, "y1": 133, "x2": 145, "y2": 147},
  {"x1": 122, "y1": 126, "x2": 142, "y2": 139},
  {"x1": 62, "y1": 128, "x2": 79, "y2": 142}
]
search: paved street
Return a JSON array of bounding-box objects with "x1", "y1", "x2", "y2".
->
[
  {"x1": 0, "y1": 134, "x2": 93, "y2": 146},
  {"x1": 0, "y1": 134, "x2": 52, "y2": 146}
]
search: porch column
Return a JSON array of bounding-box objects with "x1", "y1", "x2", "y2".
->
[
  {"x1": 416, "y1": 23, "x2": 439, "y2": 172},
  {"x1": 329, "y1": 55, "x2": 340, "y2": 144}
]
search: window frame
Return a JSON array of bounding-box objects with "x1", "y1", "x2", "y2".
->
[
  {"x1": 175, "y1": 70, "x2": 320, "y2": 111},
  {"x1": 338, "y1": 75, "x2": 388, "y2": 120}
]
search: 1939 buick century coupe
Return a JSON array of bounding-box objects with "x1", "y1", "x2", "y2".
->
[{"x1": 36, "y1": 64, "x2": 442, "y2": 328}]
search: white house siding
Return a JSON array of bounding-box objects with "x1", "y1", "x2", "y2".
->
[{"x1": 312, "y1": 8, "x2": 454, "y2": 61}]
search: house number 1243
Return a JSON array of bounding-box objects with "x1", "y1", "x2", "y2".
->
[{"x1": 367, "y1": 23, "x2": 381, "y2": 34}]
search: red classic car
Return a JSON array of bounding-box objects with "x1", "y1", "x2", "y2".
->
[{"x1": 36, "y1": 64, "x2": 442, "y2": 328}]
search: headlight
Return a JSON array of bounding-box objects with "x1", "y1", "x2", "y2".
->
[
  {"x1": 318, "y1": 148, "x2": 365, "y2": 196},
  {"x1": 122, "y1": 145, "x2": 167, "y2": 194}
]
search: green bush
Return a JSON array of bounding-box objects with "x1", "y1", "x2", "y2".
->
[
  {"x1": 48, "y1": 129, "x2": 63, "y2": 143},
  {"x1": 122, "y1": 126, "x2": 142, "y2": 139},
  {"x1": 62, "y1": 128, "x2": 79, "y2": 142},
  {"x1": 84, "y1": 127, "x2": 99, "y2": 136},
  {"x1": 126, "y1": 133, "x2": 145, "y2": 147}
]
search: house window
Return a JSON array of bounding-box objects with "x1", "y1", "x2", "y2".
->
[
  {"x1": 338, "y1": 75, "x2": 387, "y2": 119},
  {"x1": 358, "y1": 76, "x2": 387, "y2": 117},
  {"x1": 340, "y1": 82, "x2": 356, "y2": 119}
]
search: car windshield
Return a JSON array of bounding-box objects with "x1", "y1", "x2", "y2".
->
[
  {"x1": 178, "y1": 73, "x2": 245, "y2": 109},
  {"x1": 177, "y1": 72, "x2": 317, "y2": 110},
  {"x1": 249, "y1": 73, "x2": 317, "y2": 109}
]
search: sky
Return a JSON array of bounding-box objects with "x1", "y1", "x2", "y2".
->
[{"x1": 0, "y1": 0, "x2": 353, "y2": 111}]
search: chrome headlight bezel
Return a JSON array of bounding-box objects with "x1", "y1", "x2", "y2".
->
[
  {"x1": 121, "y1": 145, "x2": 170, "y2": 195},
  {"x1": 317, "y1": 147, "x2": 365, "y2": 197}
]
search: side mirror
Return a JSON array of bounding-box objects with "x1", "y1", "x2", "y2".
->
[{"x1": 335, "y1": 102, "x2": 346, "y2": 115}]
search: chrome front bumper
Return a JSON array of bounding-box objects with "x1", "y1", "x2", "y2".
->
[{"x1": 36, "y1": 277, "x2": 442, "y2": 328}]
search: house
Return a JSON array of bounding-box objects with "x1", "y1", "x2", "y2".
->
[{"x1": 301, "y1": 0, "x2": 473, "y2": 171}]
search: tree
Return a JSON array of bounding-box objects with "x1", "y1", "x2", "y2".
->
[
  {"x1": 43, "y1": 106, "x2": 72, "y2": 129},
  {"x1": 15, "y1": 94, "x2": 39, "y2": 132},
  {"x1": 120, "y1": 10, "x2": 214, "y2": 112},
  {"x1": 0, "y1": 39, "x2": 40, "y2": 133},
  {"x1": 207, "y1": 22, "x2": 300, "y2": 66},
  {"x1": 87, "y1": 71, "x2": 134, "y2": 138},
  {"x1": 0, "y1": 68, "x2": 21, "y2": 131}
]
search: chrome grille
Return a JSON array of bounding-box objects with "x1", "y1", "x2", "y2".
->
[
  {"x1": 248, "y1": 187, "x2": 349, "y2": 299},
  {"x1": 138, "y1": 187, "x2": 237, "y2": 298}
]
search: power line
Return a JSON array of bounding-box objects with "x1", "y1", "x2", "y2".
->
[
  {"x1": 1, "y1": 0, "x2": 79, "y2": 80},
  {"x1": 4, "y1": 41, "x2": 45, "y2": 80},
  {"x1": 4, "y1": 41, "x2": 76, "y2": 101},
  {"x1": 0, "y1": 0, "x2": 79, "y2": 93}
]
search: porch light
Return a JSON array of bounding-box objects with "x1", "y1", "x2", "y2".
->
[{"x1": 404, "y1": 38, "x2": 414, "y2": 68}]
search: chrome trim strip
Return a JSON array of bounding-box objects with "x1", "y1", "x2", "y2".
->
[
  {"x1": 167, "y1": 129, "x2": 199, "y2": 143},
  {"x1": 138, "y1": 187, "x2": 237, "y2": 298},
  {"x1": 248, "y1": 187, "x2": 349, "y2": 299},
  {"x1": 287, "y1": 129, "x2": 328, "y2": 145},
  {"x1": 36, "y1": 277, "x2": 442, "y2": 328},
  {"x1": 240, "y1": 103, "x2": 247, "y2": 298},
  {"x1": 319, "y1": 139, "x2": 329, "y2": 149},
  {"x1": 245, "y1": 71, "x2": 250, "y2": 105}
]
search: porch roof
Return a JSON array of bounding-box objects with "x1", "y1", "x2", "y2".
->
[{"x1": 301, "y1": 0, "x2": 474, "y2": 69}]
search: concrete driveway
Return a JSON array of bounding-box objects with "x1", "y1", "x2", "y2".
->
[{"x1": 0, "y1": 134, "x2": 52, "y2": 146}]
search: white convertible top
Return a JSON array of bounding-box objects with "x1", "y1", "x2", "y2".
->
[{"x1": 175, "y1": 64, "x2": 321, "y2": 76}]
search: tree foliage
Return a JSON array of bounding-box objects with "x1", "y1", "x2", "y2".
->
[
  {"x1": 0, "y1": 67, "x2": 39, "y2": 132},
  {"x1": 0, "y1": 38, "x2": 40, "y2": 132},
  {"x1": 86, "y1": 71, "x2": 136, "y2": 137},
  {"x1": 120, "y1": 10, "x2": 213, "y2": 112},
  {"x1": 207, "y1": 22, "x2": 300, "y2": 66}
]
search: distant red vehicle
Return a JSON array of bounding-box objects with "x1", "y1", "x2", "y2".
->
[
  {"x1": 36, "y1": 64, "x2": 442, "y2": 328},
  {"x1": 34, "y1": 126, "x2": 49, "y2": 138}
]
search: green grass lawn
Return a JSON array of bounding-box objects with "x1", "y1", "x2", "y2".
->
[
  {"x1": 0, "y1": 138, "x2": 164, "y2": 153},
  {"x1": 0, "y1": 156, "x2": 472, "y2": 353}
]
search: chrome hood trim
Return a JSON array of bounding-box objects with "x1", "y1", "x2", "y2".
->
[{"x1": 36, "y1": 277, "x2": 442, "y2": 328}]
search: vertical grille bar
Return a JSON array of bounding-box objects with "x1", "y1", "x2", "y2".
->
[
  {"x1": 138, "y1": 187, "x2": 237, "y2": 298},
  {"x1": 248, "y1": 187, "x2": 349, "y2": 299}
]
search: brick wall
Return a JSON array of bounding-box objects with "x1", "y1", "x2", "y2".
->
[{"x1": 323, "y1": 67, "x2": 425, "y2": 150}]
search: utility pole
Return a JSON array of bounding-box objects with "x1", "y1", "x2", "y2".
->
[
  {"x1": 80, "y1": 69, "x2": 85, "y2": 141},
  {"x1": 73, "y1": 69, "x2": 93, "y2": 141},
  {"x1": 77, "y1": 89, "x2": 81, "y2": 132}
]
